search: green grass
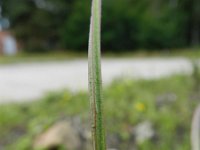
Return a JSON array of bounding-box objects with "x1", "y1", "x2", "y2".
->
[
  {"x1": 0, "y1": 51, "x2": 87, "y2": 65},
  {"x1": 0, "y1": 48, "x2": 199, "y2": 65},
  {"x1": 104, "y1": 48, "x2": 200, "y2": 58},
  {"x1": 0, "y1": 75, "x2": 199, "y2": 150}
]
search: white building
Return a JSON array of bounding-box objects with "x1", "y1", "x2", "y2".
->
[
  {"x1": 0, "y1": 6, "x2": 18, "y2": 56},
  {"x1": 0, "y1": 31, "x2": 18, "y2": 56}
]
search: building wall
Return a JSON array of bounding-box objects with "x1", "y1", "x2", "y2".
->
[{"x1": 0, "y1": 31, "x2": 17, "y2": 56}]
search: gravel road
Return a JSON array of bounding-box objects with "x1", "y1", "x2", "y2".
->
[{"x1": 0, "y1": 58, "x2": 194, "y2": 103}]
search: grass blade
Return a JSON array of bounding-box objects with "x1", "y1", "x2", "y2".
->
[{"x1": 88, "y1": 0, "x2": 106, "y2": 149}]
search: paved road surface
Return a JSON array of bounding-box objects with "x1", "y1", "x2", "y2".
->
[{"x1": 0, "y1": 58, "x2": 194, "y2": 103}]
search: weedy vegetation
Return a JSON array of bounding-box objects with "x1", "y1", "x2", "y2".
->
[{"x1": 0, "y1": 75, "x2": 199, "y2": 150}]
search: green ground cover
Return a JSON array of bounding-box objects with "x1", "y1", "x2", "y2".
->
[
  {"x1": 0, "y1": 52, "x2": 86, "y2": 65},
  {"x1": 0, "y1": 48, "x2": 199, "y2": 65},
  {"x1": 0, "y1": 74, "x2": 199, "y2": 149}
]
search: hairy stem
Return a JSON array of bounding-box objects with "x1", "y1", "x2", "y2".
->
[{"x1": 88, "y1": 0, "x2": 106, "y2": 149}]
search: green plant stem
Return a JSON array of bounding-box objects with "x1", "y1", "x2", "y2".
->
[
  {"x1": 88, "y1": 0, "x2": 106, "y2": 149},
  {"x1": 191, "y1": 104, "x2": 200, "y2": 150}
]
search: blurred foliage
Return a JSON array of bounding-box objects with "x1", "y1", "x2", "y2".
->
[
  {"x1": 0, "y1": 75, "x2": 199, "y2": 149},
  {"x1": 1, "y1": 0, "x2": 200, "y2": 52}
]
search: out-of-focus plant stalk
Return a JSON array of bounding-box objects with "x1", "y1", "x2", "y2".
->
[
  {"x1": 88, "y1": 0, "x2": 106, "y2": 149},
  {"x1": 191, "y1": 104, "x2": 200, "y2": 150}
]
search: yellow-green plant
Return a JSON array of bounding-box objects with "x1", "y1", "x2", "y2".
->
[{"x1": 88, "y1": 0, "x2": 106, "y2": 149}]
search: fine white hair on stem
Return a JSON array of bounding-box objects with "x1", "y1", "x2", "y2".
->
[
  {"x1": 191, "y1": 104, "x2": 200, "y2": 150},
  {"x1": 88, "y1": 0, "x2": 106, "y2": 149}
]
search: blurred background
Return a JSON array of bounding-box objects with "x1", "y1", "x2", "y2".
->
[
  {"x1": 0, "y1": 0, "x2": 200, "y2": 53},
  {"x1": 0, "y1": 0, "x2": 200, "y2": 150}
]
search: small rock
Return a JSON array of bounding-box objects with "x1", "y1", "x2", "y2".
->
[
  {"x1": 133, "y1": 121, "x2": 154, "y2": 144},
  {"x1": 156, "y1": 93, "x2": 177, "y2": 108},
  {"x1": 33, "y1": 120, "x2": 81, "y2": 150},
  {"x1": 107, "y1": 133, "x2": 120, "y2": 149}
]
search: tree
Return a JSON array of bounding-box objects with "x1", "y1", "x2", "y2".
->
[
  {"x1": 1, "y1": 0, "x2": 199, "y2": 52},
  {"x1": 180, "y1": 0, "x2": 200, "y2": 46},
  {"x1": 2, "y1": 0, "x2": 74, "y2": 52}
]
